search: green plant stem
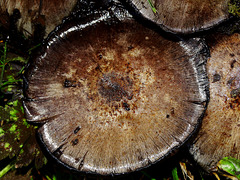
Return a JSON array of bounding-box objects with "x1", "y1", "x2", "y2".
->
[
  {"x1": 27, "y1": 43, "x2": 41, "y2": 54},
  {"x1": 1, "y1": 80, "x2": 22, "y2": 86},
  {"x1": 141, "y1": 171, "x2": 156, "y2": 180},
  {"x1": 0, "y1": 159, "x2": 16, "y2": 178},
  {"x1": 147, "y1": 0, "x2": 157, "y2": 13},
  {"x1": 0, "y1": 42, "x2": 7, "y2": 88},
  {"x1": 172, "y1": 167, "x2": 179, "y2": 180}
]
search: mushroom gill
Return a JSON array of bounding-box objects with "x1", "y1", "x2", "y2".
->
[
  {"x1": 189, "y1": 33, "x2": 240, "y2": 172},
  {"x1": 122, "y1": 0, "x2": 230, "y2": 34},
  {"x1": 23, "y1": 10, "x2": 209, "y2": 175}
]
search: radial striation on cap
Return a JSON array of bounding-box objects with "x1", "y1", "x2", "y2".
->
[
  {"x1": 122, "y1": 0, "x2": 230, "y2": 34},
  {"x1": 189, "y1": 33, "x2": 240, "y2": 172},
  {"x1": 23, "y1": 10, "x2": 209, "y2": 175}
]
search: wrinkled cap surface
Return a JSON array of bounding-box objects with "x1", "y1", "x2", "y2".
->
[
  {"x1": 122, "y1": 0, "x2": 230, "y2": 34},
  {"x1": 190, "y1": 33, "x2": 240, "y2": 172},
  {"x1": 23, "y1": 11, "x2": 208, "y2": 175}
]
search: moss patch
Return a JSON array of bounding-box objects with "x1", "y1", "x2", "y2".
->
[{"x1": 229, "y1": 0, "x2": 240, "y2": 17}]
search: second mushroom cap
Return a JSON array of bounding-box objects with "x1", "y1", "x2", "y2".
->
[{"x1": 122, "y1": 0, "x2": 230, "y2": 34}]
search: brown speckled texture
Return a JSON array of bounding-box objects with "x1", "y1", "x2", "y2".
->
[
  {"x1": 23, "y1": 12, "x2": 208, "y2": 175},
  {"x1": 190, "y1": 33, "x2": 240, "y2": 172},
  {"x1": 123, "y1": 0, "x2": 230, "y2": 34}
]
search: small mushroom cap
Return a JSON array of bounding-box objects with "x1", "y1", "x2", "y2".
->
[
  {"x1": 122, "y1": 0, "x2": 230, "y2": 34},
  {"x1": 0, "y1": 0, "x2": 77, "y2": 37},
  {"x1": 189, "y1": 33, "x2": 240, "y2": 171},
  {"x1": 23, "y1": 11, "x2": 208, "y2": 175}
]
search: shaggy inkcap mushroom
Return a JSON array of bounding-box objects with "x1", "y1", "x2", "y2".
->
[
  {"x1": 121, "y1": 0, "x2": 230, "y2": 34},
  {"x1": 0, "y1": 0, "x2": 77, "y2": 37},
  {"x1": 189, "y1": 33, "x2": 240, "y2": 172},
  {"x1": 23, "y1": 7, "x2": 209, "y2": 175}
]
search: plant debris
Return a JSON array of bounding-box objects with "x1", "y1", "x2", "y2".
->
[
  {"x1": 229, "y1": 0, "x2": 240, "y2": 17},
  {"x1": 0, "y1": 40, "x2": 46, "y2": 178}
]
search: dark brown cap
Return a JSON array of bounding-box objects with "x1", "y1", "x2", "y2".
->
[
  {"x1": 189, "y1": 33, "x2": 240, "y2": 172},
  {"x1": 23, "y1": 11, "x2": 209, "y2": 175},
  {"x1": 122, "y1": 0, "x2": 230, "y2": 34}
]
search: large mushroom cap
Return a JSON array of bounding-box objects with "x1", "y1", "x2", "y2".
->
[
  {"x1": 23, "y1": 11, "x2": 209, "y2": 175},
  {"x1": 189, "y1": 33, "x2": 240, "y2": 171},
  {"x1": 122, "y1": 0, "x2": 230, "y2": 34}
]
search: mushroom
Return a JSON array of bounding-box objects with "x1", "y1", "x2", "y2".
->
[
  {"x1": 23, "y1": 8, "x2": 209, "y2": 175},
  {"x1": 189, "y1": 33, "x2": 240, "y2": 172},
  {"x1": 121, "y1": 0, "x2": 230, "y2": 34},
  {"x1": 0, "y1": 0, "x2": 78, "y2": 37}
]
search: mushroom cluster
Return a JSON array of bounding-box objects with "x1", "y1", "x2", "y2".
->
[{"x1": 20, "y1": 0, "x2": 239, "y2": 176}]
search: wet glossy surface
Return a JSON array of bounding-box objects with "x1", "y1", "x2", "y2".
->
[
  {"x1": 190, "y1": 33, "x2": 240, "y2": 172},
  {"x1": 23, "y1": 11, "x2": 209, "y2": 175},
  {"x1": 123, "y1": 0, "x2": 229, "y2": 34}
]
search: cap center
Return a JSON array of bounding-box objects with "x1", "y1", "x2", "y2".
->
[{"x1": 98, "y1": 73, "x2": 133, "y2": 102}]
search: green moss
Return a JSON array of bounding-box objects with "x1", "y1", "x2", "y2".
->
[
  {"x1": 9, "y1": 101, "x2": 21, "y2": 122},
  {"x1": 229, "y1": 0, "x2": 240, "y2": 17},
  {"x1": 22, "y1": 119, "x2": 30, "y2": 128},
  {"x1": 20, "y1": 106, "x2": 24, "y2": 113},
  {"x1": 0, "y1": 127, "x2": 5, "y2": 134},
  {"x1": 4, "y1": 142, "x2": 10, "y2": 149},
  {"x1": 19, "y1": 148, "x2": 24, "y2": 154},
  {"x1": 9, "y1": 124, "x2": 17, "y2": 133},
  {"x1": 9, "y1": 109, "x2": 17, "y2": 116},
  {"x1": 14, "y1": 130, "x2": 21, "y2": 141},
  {"x1": 9, "y1": 109, "x2": 18, "y2": 120},
  {"x1": 6, "y1": 86, "x2": 12, "y2": 92},
  {"x1": 6, "y1": 75, "x2": 16, "y2": 82},
  {"x1": 0, "y1": 41, "x2": 47, "y2": 176},
  {"x1": 13, "y1": 100, "x2": 18, "y2": 107}
]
